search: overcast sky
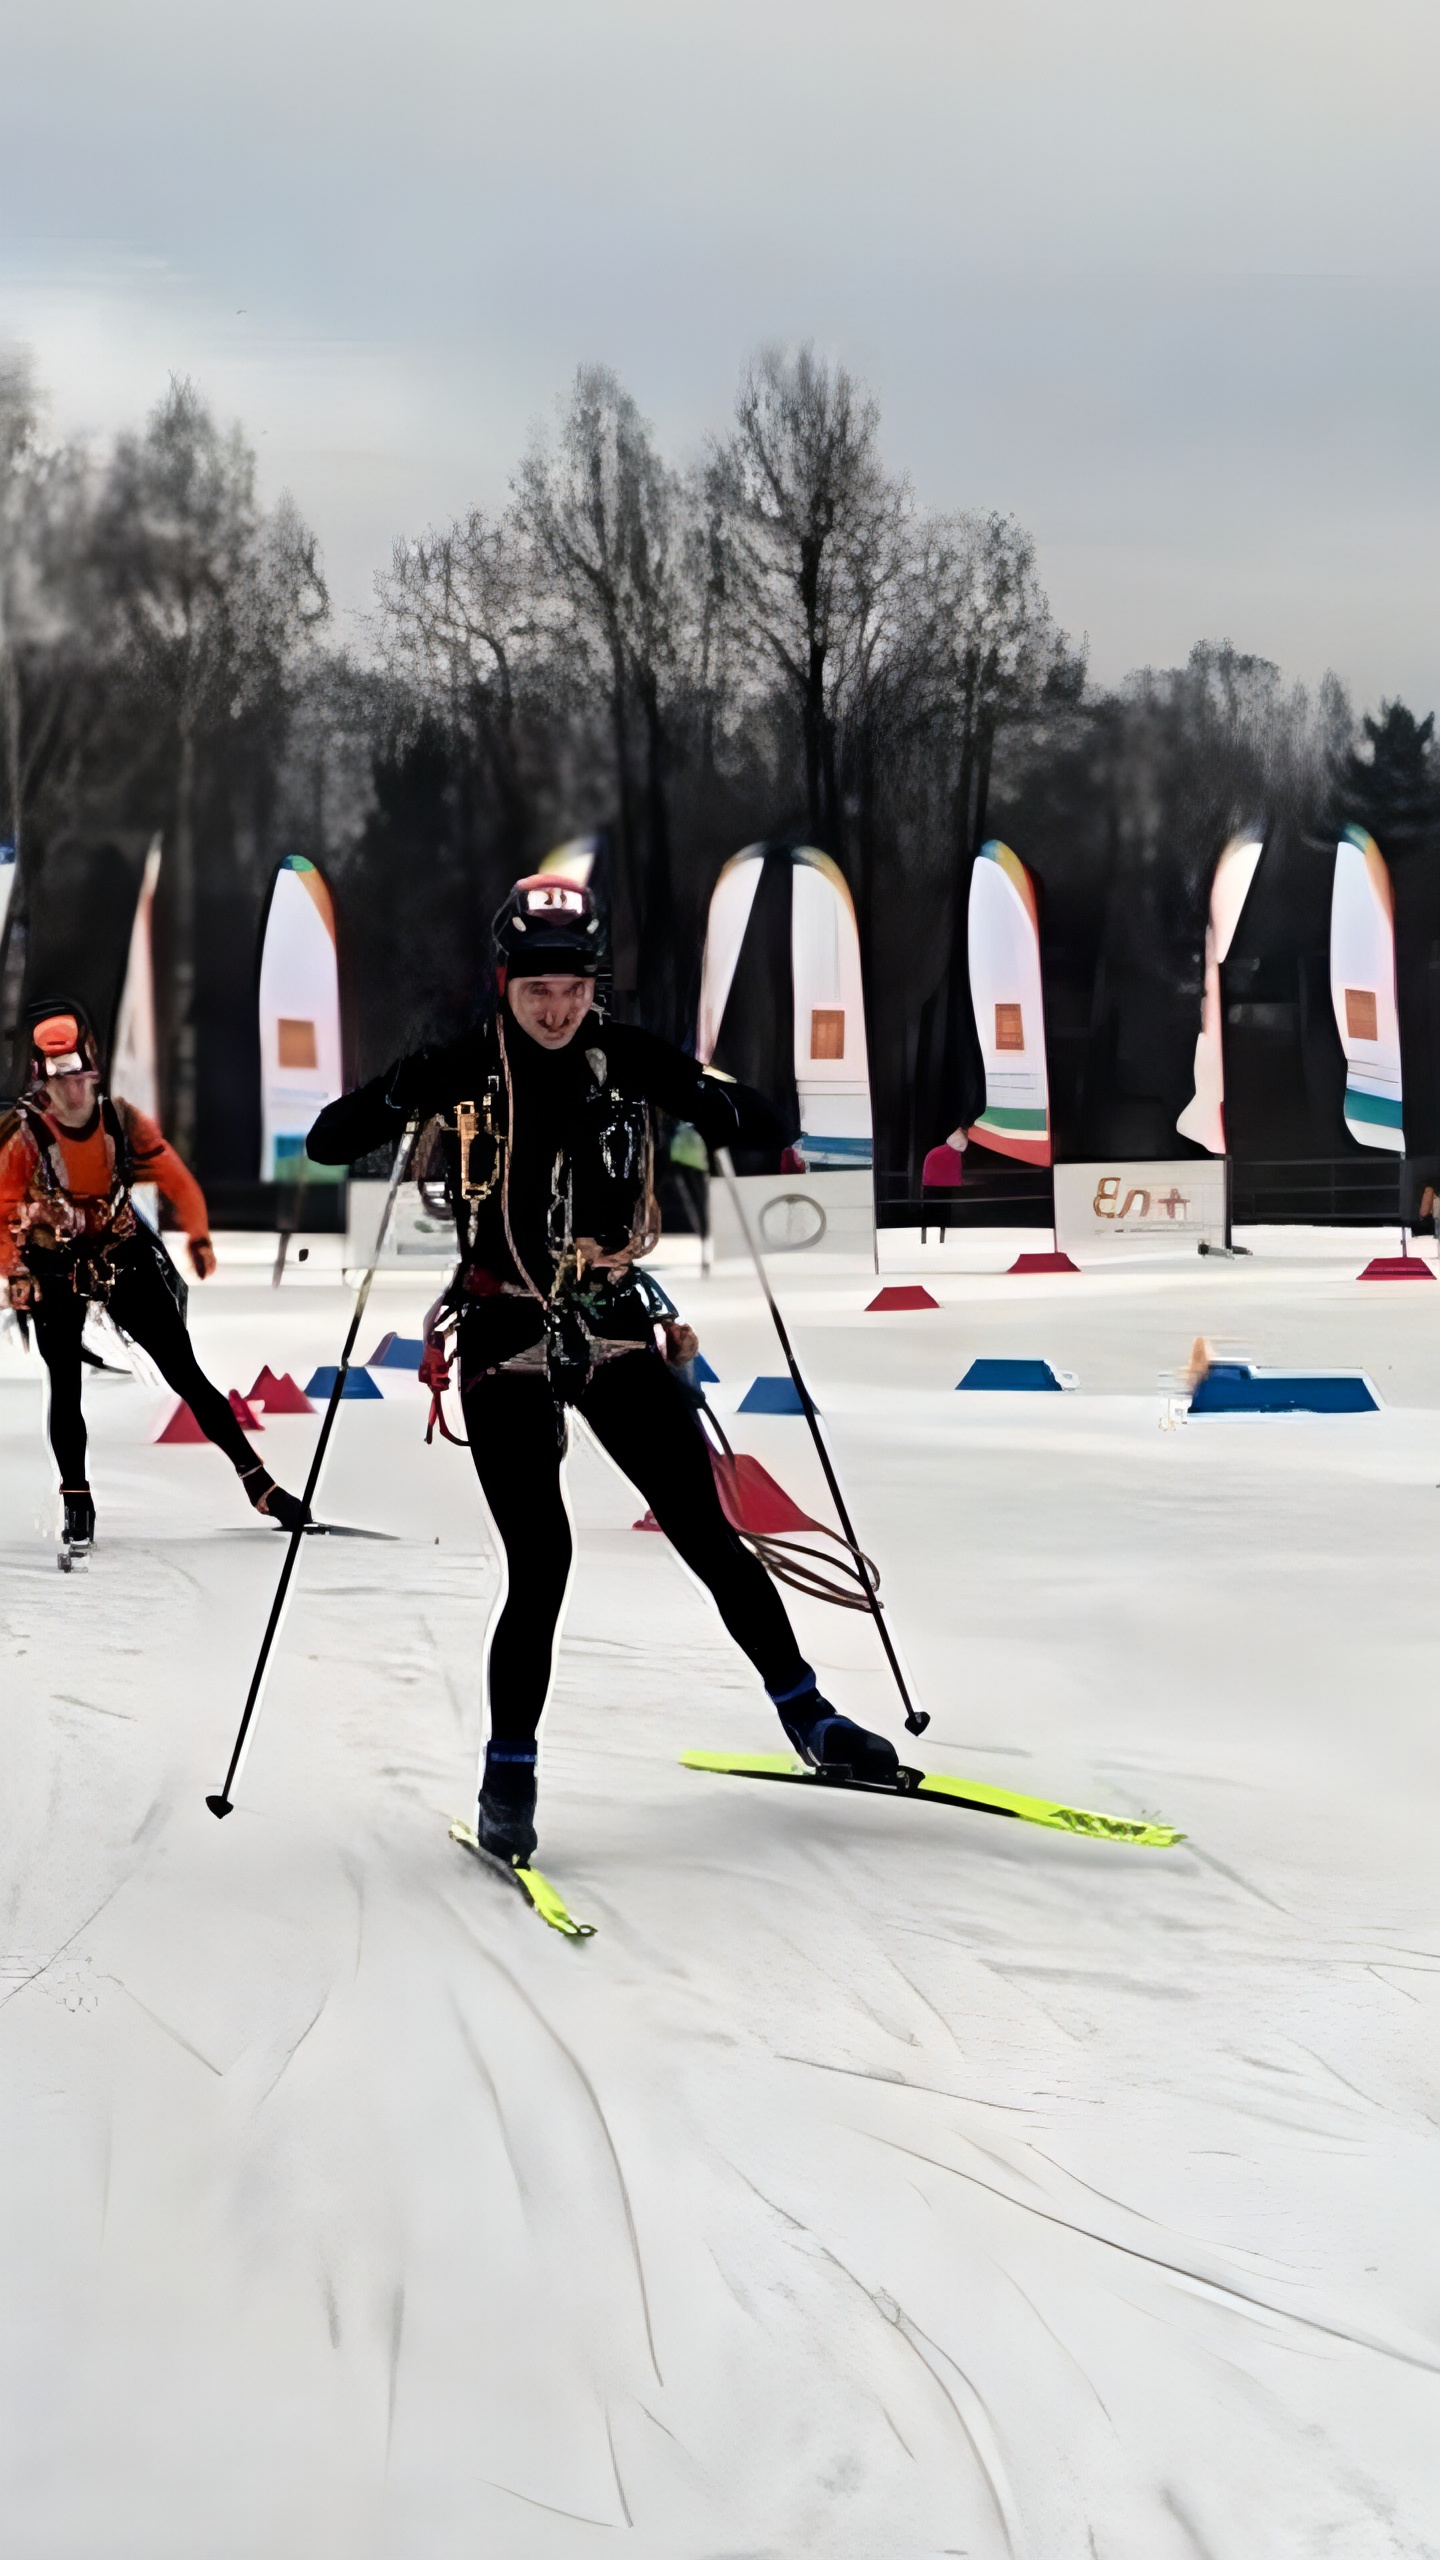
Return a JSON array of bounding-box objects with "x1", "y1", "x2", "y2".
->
[{"x1": 4, "y1": 0, "x2": 1437, "y2": 710}]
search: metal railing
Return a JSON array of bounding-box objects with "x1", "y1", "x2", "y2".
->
[
  {"x1": 874, "y1": 1166, "x2": 1054, "y2": 1234},
  {"x1": 875, "y1": 1156, "x2": 1410, "y2": 1233},
  {"x1": 1227, "y1": 1158, "x2": 1404, "y2": 1227}
]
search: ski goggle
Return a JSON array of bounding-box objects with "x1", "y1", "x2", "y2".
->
[{"x1": 34, "y1": 1015, "x2": 91, "y2": 1077}]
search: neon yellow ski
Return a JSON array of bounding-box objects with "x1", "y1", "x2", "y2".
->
[
  {"x1": 679, "y1": 1752, "x2": 1183, "y2": 1848},
  {"x1": 448, "y1": 1820, "x2": 597, "y2": 1936}
]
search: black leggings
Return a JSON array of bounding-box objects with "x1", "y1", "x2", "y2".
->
[
  {"x1": 31, "y1": 1240, "x2": 256, "y2": 1486},
  {"x1": 462, "y1": 1351, "x2": 807, "y2": 1743}
]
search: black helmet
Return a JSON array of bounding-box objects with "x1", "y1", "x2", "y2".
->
[{"x1": 492, "y1": 874, "x2": 605, "y2": 981}]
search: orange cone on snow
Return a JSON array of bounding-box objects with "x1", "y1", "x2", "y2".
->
[
  {"x1": 635, "y1": 1448, "x2": 825, "y2": 1539},
  {"x1": 248, "y1": 1367, "x2": 316, "y2": 1413},
  {"x1": 155, "y1": 1391, "x2": 263, "y2": 1444},
  {"x1": 155, "y1": 1399, "x2": 207, "y2": 1444}
]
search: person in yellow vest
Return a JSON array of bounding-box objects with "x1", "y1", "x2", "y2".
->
[{"x1": 1, "y1": 1003, "x2": 309, "y2": 1564}]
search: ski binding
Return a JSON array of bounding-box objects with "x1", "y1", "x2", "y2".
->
[{"x1": 448, "y1": 1819, "x2": 597, "y2": 1937}]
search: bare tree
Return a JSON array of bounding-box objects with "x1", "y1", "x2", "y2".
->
[
  {"x1": 897, "y1": 511, "x2": 1085, "y2": 1163},
  {"x1": 375, "y1": 509, "x2": 533, "y2": 867},
  {"x1": 93, "y1": 378, "x2": 327, "y2": 1154},
  {"x1": 908, "y1": 511, "x2": 1085, "y2": 867},
  {"x1": 1114, "y1": 642, "x2": 1351, "y2": 902},
  {"x1": 720, "y1": 344, "x2": 905, "y2": 856},
  {"x1": 515, "y1": 366, "x2": 686, "y2": 1028},
  {"x1": 0, "y1": 350, "x2": 45, "y2": 865},
  {"x1": 0, "y1": 352, "x2": 112, "y2": 864},
  {"x1": 0, "y1": 352, "x2": 126, "y2": 1070}
]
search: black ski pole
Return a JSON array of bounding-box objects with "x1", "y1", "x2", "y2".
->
[
  {"x1": 206, "y1": 1121, "x2": 418, "y2": 1819},
  {"x1": 715, "y1": 1148, "x2": 929, "y2": 1738}
]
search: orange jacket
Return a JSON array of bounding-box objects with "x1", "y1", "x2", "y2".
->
[{"x1": 0, "y1": 1097, "x2": 209, "y2": 1275}]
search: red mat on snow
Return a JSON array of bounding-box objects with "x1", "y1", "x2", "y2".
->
[
  {"x1": 156, "y1": 1390, "x2": 263, "y2": 1444},
  {"x1": 867, "y1": 1285, "x2": 938, "y2": 1311},
  {"x1": 248, "y1": 1366, "x2": 317, "y2": 1412},
  {"x1": 1008, "y1": 1250, "x2": 1080, "y2": 1275},
  {"x1": 635, "y1": 1446, "x2": 824, "y2": 1538},
  {"x1": 1357, "y1": 1256, "x2": 1435, "y2": 1281}
]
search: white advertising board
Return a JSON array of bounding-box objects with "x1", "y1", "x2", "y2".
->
[
  {"x1": 350, "y1": 1167, "x2": 878, "y2": 1273},
  {"x1": 347, "y1": 1181, "x2": 457, "y2": 1270},
  {"x1": 1054, "y1": 1159, "x2": 1227, "y2": 1260},
  {"x1": 707, "y1": 1167, "x2": 876, "y2": 1264}
]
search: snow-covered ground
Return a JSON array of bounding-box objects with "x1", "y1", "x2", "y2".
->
[{"x1": 1, "y1": 1227, "x2": 1436, "y2": 2557}]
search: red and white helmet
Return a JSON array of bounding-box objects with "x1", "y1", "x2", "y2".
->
[{"x1": 492, "y1": 874, "x2": 605, "y2": 982}]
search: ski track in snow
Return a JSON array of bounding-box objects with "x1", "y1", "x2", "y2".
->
[{"x1": 0, "y1": 1241, "x2": 1437, "y2": 2557}]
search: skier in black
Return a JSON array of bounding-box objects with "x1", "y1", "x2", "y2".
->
[{"x1": 307, "y1": 873, "x2": 899, "y2": 1861}]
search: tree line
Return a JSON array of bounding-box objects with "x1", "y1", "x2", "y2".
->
[{"x1": 1, "y1": 343, "x2": 1434, "y2": 1186}]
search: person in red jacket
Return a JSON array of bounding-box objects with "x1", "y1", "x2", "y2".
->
[{"x1": 1, "y1": 1003, "x2": 309, "y2": 1562}]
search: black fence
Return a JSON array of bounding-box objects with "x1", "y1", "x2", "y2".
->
[
  {"x1": 1227, "y1": 1158, "x2": 1404, "y2": 1228},
  {"x1": 875, "y1": 1167, "x2": 1054, "y2": 1234},
  {"x1": 180, "y1": 1156, "x2": 1415, "y2": 1240},
  {"x1": 186, "y1": 1179, "x2": 349, "y2": 1234},
  {"x1": 876, "y1": 1155, "x2": 1413, "y2": 1234}
]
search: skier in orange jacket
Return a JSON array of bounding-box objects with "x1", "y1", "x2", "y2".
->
[{"x1": 1, "y1": 1003, "x2": 309, "y2": 1563}]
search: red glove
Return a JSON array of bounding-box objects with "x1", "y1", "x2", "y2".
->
[
  {"x1": 188, "y1": 1235, "x2": 217, "y2": 1280},
  {"x1": 5, "y1": 1271, "x2": 37, "y2": 1312}
]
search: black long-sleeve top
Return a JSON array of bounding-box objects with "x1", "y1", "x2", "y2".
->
[{"x1": 308, "y1": 1006, "x2": 786, "y2": 1370}]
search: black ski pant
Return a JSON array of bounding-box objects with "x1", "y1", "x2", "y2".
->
[
  {"x1": 461, "y1": 1350, "x2": 808, "y2": 1744},
  {"x1": 31, "y1": 1240, "x2": 256, "y2": 1488}
]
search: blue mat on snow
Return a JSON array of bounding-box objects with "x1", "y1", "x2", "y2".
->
[
  {"x1": 305, "y1": 1365, "x2": 384, "y2": 1400},
  {"x1": 1188, "y1": 1363, "x2": 1378, "y2": 1414},
  {"x1": 738, "y1": 1375, "x2": 812, "y2": 1415},
  {"x1": 957, "y1": 1358, "x2": 1064, "y2": 1392},
  {"x1": 693, "y1": 1353, "x2": 719, "y2": 1383}
]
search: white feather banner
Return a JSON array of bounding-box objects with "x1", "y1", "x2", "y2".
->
[
  {"x1": 1176, "y1": 833, "x2": 1264, "y2": 1154},
  {"x1": 789, "y1": 850, "x2": 872, "y2": 1167},
  {"x1": 1330, "y1": 828, "x2": 1403, "y2": 1154},
  {"x1": 112, "y1": 838, "x2": 162, "y2": 1119},
  {"x1": 258, "y1": 856, "x2": 343, "y2": 1181},
  {"x1": 966, "y1": 841, "x2": 1051, "y2": 1166},
  {"x1": 696, "y1": 846, "x2": 873, "y2": 1167}
]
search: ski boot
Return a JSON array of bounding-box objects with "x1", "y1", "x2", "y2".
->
[
  {"x1": 240, "y1": 1463, "x2": 312, "y2": 1535},
  {"x1": 58, "y1": 1486, "x2": 95, "y2": 1573},
  {"x1": 769, "y1": 1672, "x2": 899, "y2": 1785},
  {"x1": 475, "y1": 1743, "x2": 539, "y2": 1866}
]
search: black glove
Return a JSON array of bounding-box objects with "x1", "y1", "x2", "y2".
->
[
  {"x1": 308, "y1": 1063, "x2": 414, "y2": 1166},
  {"x1": 691, "y1": 1072, "x2": 793, "y2": 1157},
  {"x1": 383, "y1": 1048, "x2": 443, "y2": 1115}
]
